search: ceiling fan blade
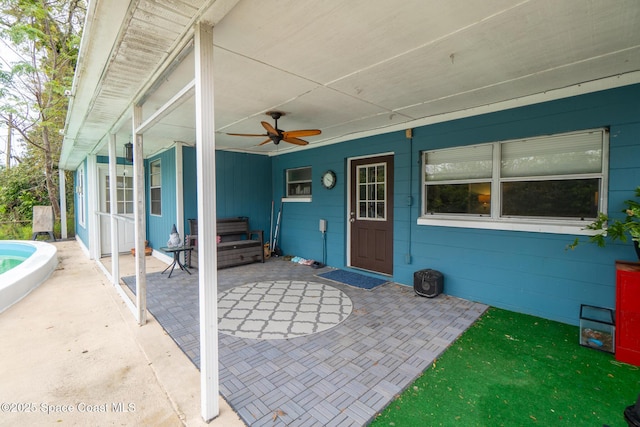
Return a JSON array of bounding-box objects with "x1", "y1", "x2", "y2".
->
[
  {"x1": 283, "y1": 129, "x2": 321, "y2": 138},
  {"x1": 227, "y1": 132, "x2": 268, "y2": 137},
  {"x1": 261, "y1": 121, "x2": 279, "y2": 135},
  {"x1": 258, "y1": 138, "x2": 272, "y2": 146},
  {"x1": 283, "y1": 136, "x2": 309, "y2": 146}
]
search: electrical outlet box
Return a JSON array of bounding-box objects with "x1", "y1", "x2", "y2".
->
[{"x1": 319, "y1": 219, "x2": 327, "y2": 232}]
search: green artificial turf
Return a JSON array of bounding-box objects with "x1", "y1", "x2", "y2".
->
[{"x1": 370, "y1": 307, "x2": 640, "y2": 427}]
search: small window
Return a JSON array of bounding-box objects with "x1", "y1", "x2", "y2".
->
[
  {"x1": 286, "y1": 167, "x2": 312, "y2": 198},
  {"x1": 150, "y1": 159, "x2": 161, "y2": 215}
]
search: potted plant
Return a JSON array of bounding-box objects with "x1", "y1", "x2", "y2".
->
[{"x1": 568, "y1": 186, "x2": 640, "y2": 260}]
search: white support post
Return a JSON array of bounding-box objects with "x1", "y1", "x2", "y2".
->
[
  {"x1": 87, "y1": 154, "x2": 100, "y2": 260},
  {"x1": 195, "y1": 22, "x2": 219, "y2": 422},
  {"x1": 108, "y1": 134, "x2": 120, "y2": 286},
  {"x1": 132, "y1": 105, "x2": 147, "y2": 326},
  {"x1": 58, "y1": 167, "x2": 67, "y2": 239},
  {"x1": 175, "y1": 142, "x2": 185, "y2": 239}
]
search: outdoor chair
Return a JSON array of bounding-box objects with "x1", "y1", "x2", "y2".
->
[{"x1": 185, "y1": 218, "x2": 197, "y2": 267}]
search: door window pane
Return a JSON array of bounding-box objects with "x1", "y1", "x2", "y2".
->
[
  {"x1": 106, "y1": 172, "x2": 134, "y2": 214},
  {"x1": 357, "y1": 163, "x2": 386, "y2": 220}
]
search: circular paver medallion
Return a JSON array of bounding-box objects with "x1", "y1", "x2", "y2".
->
[{"x1": 218, "y1": 280, "x2": 353, "y2": 339}]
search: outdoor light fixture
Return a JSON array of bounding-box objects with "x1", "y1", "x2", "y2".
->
[{"x1": 124, "y1": 142, "x2": 133, "y2": 163}]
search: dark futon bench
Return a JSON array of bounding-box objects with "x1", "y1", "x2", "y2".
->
[{"x1": 216, "y1": 217, "x2": 264, "y2": 269}]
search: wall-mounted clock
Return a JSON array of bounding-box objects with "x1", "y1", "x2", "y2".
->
[{"x1": 321, "y1": 170, "x2": 337, "y2": 189}]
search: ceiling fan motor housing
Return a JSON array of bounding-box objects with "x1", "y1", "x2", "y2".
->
[{"x1": 267, "y1": 111, "x2": 284, "y2": 143}]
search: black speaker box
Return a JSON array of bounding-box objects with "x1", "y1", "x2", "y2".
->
[{"x1": 414, "y1": 269, "x2": 443, "y2": 298}]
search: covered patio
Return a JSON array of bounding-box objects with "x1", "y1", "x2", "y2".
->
[
  {"x1": 118, "y1": 259, "x2": 486, "y2": 426},
  {"x1": 61, "y1": 1, "x2": 640, "y2": 422}
]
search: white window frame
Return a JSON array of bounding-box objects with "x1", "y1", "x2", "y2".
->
[
  {"x1": 283, "y1": 166, "x2": 312, "y2": 202},
  {"x1": 77, "y1": 163, "x2": 86, "y2": 227},
  {"x1": 150, "y1": 159, "x2": 162, "y2": 216},
  {"x1": 418, "y1": 128, "x2": 609, "y2": 236}
]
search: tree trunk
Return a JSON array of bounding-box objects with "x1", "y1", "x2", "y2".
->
[
  {"x1": 5, "y1": 114, "x2": 12, "y2": 169},
  {"x1": 42, "y1": 126, "x2": 61, "y2": 219}
]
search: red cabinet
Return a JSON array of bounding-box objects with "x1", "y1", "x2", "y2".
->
[{"x1": 616, "y1": 261, "x2": 640, "y2": 366}]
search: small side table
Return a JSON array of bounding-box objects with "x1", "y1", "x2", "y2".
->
[{"x1": 160, "y1": 245, "x2": 194, "y2": 278}]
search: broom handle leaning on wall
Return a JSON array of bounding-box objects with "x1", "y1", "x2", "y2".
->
[
  {"x1": 269, "y1": 200, "x2": 274, "y2": 251},
  {"x1": 273, "y1": 202, "x2": 282, "y2": 253}
]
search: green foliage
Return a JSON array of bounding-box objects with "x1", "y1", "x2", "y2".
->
[
  {"x1": 0, "y1": 221, "x2": 31, "y2": 239},
  {"x1": 568, "y1": 186, "x2": 640, "y2": 250},
  {"x1": 0, "y1": 161, "x2": 49, "y2": 221},
  {"x1": 0, "y1": 0, "x2": 86, "y2": 219}
]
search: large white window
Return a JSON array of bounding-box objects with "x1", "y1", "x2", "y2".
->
[
  {"x1": 420, "y1": 129, "x2": 608, "y2": 234},
  {"x1": 150, "y1": 159, "x2": 162, "y2": 216}
]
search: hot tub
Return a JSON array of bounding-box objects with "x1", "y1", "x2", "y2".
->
[{"x1": 0, "y1": 241, "x2": 58, "y2": 313}]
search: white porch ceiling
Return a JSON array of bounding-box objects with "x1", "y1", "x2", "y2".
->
[{"x1": 60, "y1": 0, "x2": 640, "y2": 169}]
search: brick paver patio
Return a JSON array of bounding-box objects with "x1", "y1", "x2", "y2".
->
[{"x1": 123, "y1": 258, "x2": 487, "y2": 426}]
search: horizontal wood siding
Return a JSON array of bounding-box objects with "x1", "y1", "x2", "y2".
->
[
  {"x1": 180, "y1": 148, "x2": 272, "y2": 240},
  {"x1": 274, "y1": 84, "x2": 640, "y2": 325},
  {"x1": 182, "y1": 146, "x2": 198, "y2": 235},
  {"x1": 273, "y1": 132, "x2": 406, "y2": 266},
  {"x1": 215, "y1": 151, "x2": 272, "y2": 236}
]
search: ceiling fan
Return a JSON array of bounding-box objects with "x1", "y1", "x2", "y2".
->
[{"x1": 227, "y1": 111, "x2": 321, "y2": 146}]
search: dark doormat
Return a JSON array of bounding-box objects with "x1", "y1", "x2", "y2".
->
[{"x1": 317, "y1": 268, "x2": 388, "y2": 290}]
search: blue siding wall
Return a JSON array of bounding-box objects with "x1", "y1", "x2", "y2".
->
[
  {"x1": 272, "y1": 132, "x2": 404, "y2": 268},
  {"x1": 183, "y1": 146, "x2": 198, "y2": 235},
  {"x1": 274, "y1": 84, "x2": 640, "y2": 325},
  {"x1": 181, "y1": 148, "x2": 272, "y2": 241},
  {"x1": 90, "y1": 148, "x2": 272, "y2": 255},
  {"x1": 146, "y1": 149, "x2": 177, "y2": 250},
  {"x1": 215, "y1": 150, "x2": 272, "y2": 234},
  {"x1": 96, "y1": 156, "x2": 129, "y2": 166}
]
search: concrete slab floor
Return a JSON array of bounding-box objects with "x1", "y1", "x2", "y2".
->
[{"x1": 0, "y1": 240, "x2": 244, "y2": 427}]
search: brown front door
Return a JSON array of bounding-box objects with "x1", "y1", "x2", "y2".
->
[{"x1": 349, "y1": 154, "x2": 394, "y2": 275}]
